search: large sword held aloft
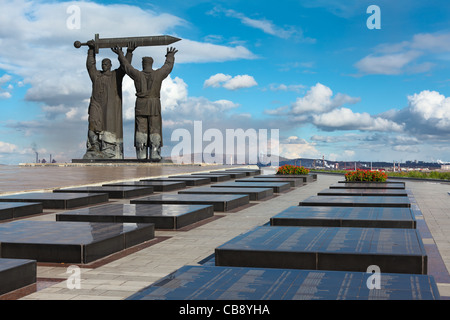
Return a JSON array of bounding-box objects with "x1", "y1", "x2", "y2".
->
[{"x1": 74, "y1": 33, "x2": 181, "y2": 53}]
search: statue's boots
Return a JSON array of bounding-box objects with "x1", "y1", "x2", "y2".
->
[
  {"x1": 135, "y1": 132, "x2": 148, "y2": 160},
  {"x1": 83, "y1": 130, "x2": 104, "y2": 159},
  {"x1": 100, "y1": 132, "x2": 123, "y2": 159},
  {"x1": 101, "y1": 141, "x2": 120, "y2": 159},
  {"x1": 150, "y1": 133, "x2": 162, "y2": 162},
  {"x1": 87, "y1": 130, "x2": 101, "y2": 152}
]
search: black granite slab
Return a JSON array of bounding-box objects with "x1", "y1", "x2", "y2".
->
[
  {"x1": 56, "y1": 203, "x2": 214, "y2": 229},
  {"x1": 0, "y1": 192, "x2": 109, "y2": 209},
  {"x1": 212, "y1": 181, "x2": 291, "y2": 193},
  {"x1": 254, "y1": 174, "x2": 314, "y2": 183},
  {"x1": 0, "y1": 258, "x2": 36, "y2": 296},
  {"x1": 178, "y1": 186, "x2": 273, "y2": 201},
  {"x1": 273, "y1": 174, "x2": 316, "y2": 181},
  {"x1": 189, "y1": 174, "x2": 232, "y2": 182},
  {"x1": 338, "y1": 180, "x2": 405, "y2": 185},
  {"x1": 317, "y1": 188, "x2": 408, "y2": 197},
  {"x1": 104, "y1": 180, "x2": 186, "y2": 192},
  {"x1": 237, "y1": 177, "x2": 303, "y2": 187},
  {"x1": 169, "y1": 175, "x2": 230, "y2": 182},
  {"x1": 225, "y1": 168, "x2": 261, "y2": 175},
  {"x1": 126, "y1": 265, "x2": 440, "y2": 300},
  {"x1": 215, "y1": 226, "x2": 427, "y2": 274},
  {"x1": 330, "y1": 183, "x2": 405, "y2": 190},
  {"x1": 0, "y1": 220, "x2": 155, "y2": 263},
  {"x1": 299, "y1": 196, "x2": 411, "y2": 208},
  {"x1": 53, "y1": 186, "x2": 154, "y2": 199},
  {"x1": 131, "y1": 194, "x2": 249, "y2": 212},
  {"x1": 0, "y1": 202, "x2": 43, "y2": 221},
  {"x1": 142, "y1": 177, "x2": 211, "y2": 186},
  {"x1": 209, "y1": 171, "x2": 247, "y2": 178},
  {"x1": 270, "y1": 206, "x2": 416, "y2": 229}
]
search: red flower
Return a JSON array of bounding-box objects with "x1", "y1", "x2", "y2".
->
[
  {"x1": 345, "y1": 169, "x2": 387, "y2": 182},
  {"x1": 276, "y1": 164, "x2": 309, "y2": 175}
]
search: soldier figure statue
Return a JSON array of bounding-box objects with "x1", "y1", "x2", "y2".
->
[
  {"x1": 112, "y1": 44, "x2": 177, "y2": 161},
  {"x1": 83, "y1": 40, "x2": 135, "y2": 159}
]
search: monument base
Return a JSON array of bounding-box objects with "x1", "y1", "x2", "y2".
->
[{"x1": 71, "y1": 158, "x2": 174, "y2": 164}]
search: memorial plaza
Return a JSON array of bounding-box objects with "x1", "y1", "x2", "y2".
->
[{"x1": 0, "y1": 163, "x2": 448, "y2": 300}]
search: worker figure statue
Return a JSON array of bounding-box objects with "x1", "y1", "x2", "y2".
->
[
  {"x1": 83, "y1": 40, "x2": 135, "y2": 159},
  {"x1": 112, "y1": 44, "x2": 177, "y2": 161}
]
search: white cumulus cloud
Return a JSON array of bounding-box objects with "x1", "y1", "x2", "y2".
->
[
  {"x1": 312, "y1": 107, "x2": 404, "y2": 132},
  {"x1": 0, "y1": 141, "x2": 17, "y2": 153},
  {"x1": 407, "y1": 90, "x2": 450, "y2": 130},
  {"x1": 291, "y1": 83, "x2": 360, "y2": 114},
  {"x1": 204, "y1": 73, "x2": 257, "y2": 90},
  {"x1": 354, "y1": 32, "x2": 450, "y2": 75}
]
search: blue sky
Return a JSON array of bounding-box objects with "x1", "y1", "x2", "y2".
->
[{"x1": 1, "y1": 0, "x2": 450, "y2": 164}]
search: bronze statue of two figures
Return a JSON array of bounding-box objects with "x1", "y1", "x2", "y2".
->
[{"x1": 75, "y1": 34, "x2": 180, "y2": 161}]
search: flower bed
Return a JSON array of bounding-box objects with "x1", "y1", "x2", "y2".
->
[
  {"x1": 345, "y1": 169, "x2": 388, "y2": 182},
  {"x1": 276, "y1": 165, "x2": 310, "y2": 175}
]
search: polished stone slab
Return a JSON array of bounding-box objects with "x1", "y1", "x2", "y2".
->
[
  {"x1": 142, "y1": 177, "x2": 211, "y2": 186},
  {"x1": 104, "y1": 180, "x2": 186, "y2": 192},
  {"x1": 131, "y1": 194, "x2": 249, "y2": 212},
  {"x1": 317, "y1": 188, "x2": 408, "y2": 197},
  {"x1": 169, "y1": 174, "x2": 230, "y2": 182},
  {"x1": 0, "y1": 192, "x2": 109, "y2": 209},
  {"x1": 237, "y1": 177, "x2": 303, "y2": 187},
  {"x1": 215, "y1": 226, "x2": 427, "y2": 274},
  {"x1": 212, "y1": 181, "x2": 291, "y2": 193},
  {"x1": 270, "y1": 206, "x2": 416, "y2": 229},
  {"x1": 56, "y1": 203, "x2": 214, "y2": 230},
  {"x1": 0, "y1": 220, "x2": 155, "y2": 263},
  {"x1": 299, "y1": 196, "x2": 411, "y2": 208},
  {"x1": 330, "y1": 183, "x2": 405, "y2": 190},
  {"x1": 225, "y1": 168, "x2": 261, "y2": 175},
  {"x1": 338, "y1": 180, "x2": 405, "y2": 185},
  {"x1": 189, "y1": 174, "x2": 232, "y2": 182},
  {"x1": 209, "y1": 171, "x2": 247, "y2": 178},
  {"x1": 178, "y1": 186, "x2": 273, "y2": 201},
  {"x1": 53, "y1": 186, "x2": 154, "y2": 199},
  {"x1": 255, "y1": 174, "x2": 315, "y2": 183},
  {"x1": 0, "y1": 258, "x2": 36, "y2": 296},
  {"x1": 126, "y1": 265, "x2": 440, "y2": 300},
  {"x1": 0, "y1": 202, "x2": 43, "y2": 221}
]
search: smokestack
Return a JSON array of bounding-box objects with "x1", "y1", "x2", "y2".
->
[{"x1": 35, "y1": 152, "x2": 38, "y2": 163}]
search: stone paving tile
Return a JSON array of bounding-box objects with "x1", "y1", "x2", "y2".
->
[{"x1": 406, "y1": 179, "x2": 450, "y2": 298}]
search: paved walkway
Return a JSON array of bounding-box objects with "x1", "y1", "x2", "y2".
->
[
  {"x1": 0, "y1": 165, "x2": 448, "y2": 300},
  {"x1": 0, "y1": 164, "x2": 230, "y2": 195}
]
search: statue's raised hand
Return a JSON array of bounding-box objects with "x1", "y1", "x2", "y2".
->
[
  {"x1": 87, "y1": 40, "x2": 95, "y2": 49},
  {"x1": 166, "y1": 47, "x2": 178, "y2": 56},
  {"x1": 111, "y1": 46, "x2": 123, "y2": 56},
  {"x1": 127, "y1": 41, "x2": 137, "y2": 53}
]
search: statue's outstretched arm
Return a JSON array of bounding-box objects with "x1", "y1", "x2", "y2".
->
[
  {"x1": 86, "y1": 40, "x2": 97, "y2": 81},
  {"x1": 112, "y1": 45, "x2": 140, "y2": 80},
  {"x1": 159, "y1": 46, "x2": 177, "y2": 77}
]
